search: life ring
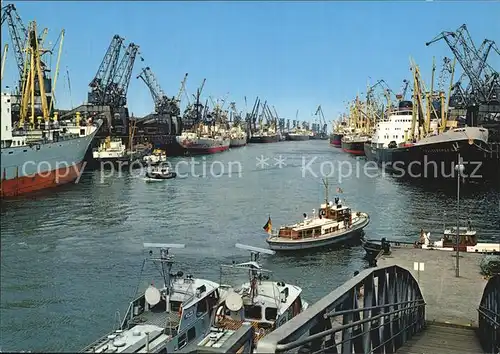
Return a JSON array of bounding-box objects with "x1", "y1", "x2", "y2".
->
[
  {"x1": 214, "y1": 305, "x2": 225, "y2": 325},
  {"x1": 258, "y1": 328, "x2": 266, "y2": 336}
]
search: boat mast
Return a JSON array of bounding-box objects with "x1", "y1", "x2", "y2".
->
[
  {"x1": 144, "y1": 243, "x2": 185, "y2": 312},
  {"x1": 322, "y1": 178, "x2": 329, "y2": 207}
]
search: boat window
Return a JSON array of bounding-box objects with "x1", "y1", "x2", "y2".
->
[
  {"x1": 197, "y1": 298, "x2": 207, "y2": 314},
  {"x1": 265, "y1": 307, "x2": 278, "y2": 321},
  {"x1": 244, "y1": 305, "x2": 262, "y2": 320},
  {"x1": 187, "y1": 327, "x2": 196, "y2": 341},
  {"x1": 178, "y1": 333, "x2": 187, "y2": 349}
]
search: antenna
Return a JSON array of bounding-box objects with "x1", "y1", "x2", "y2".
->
[{"x1": 235, "y1": 243, "x2": 275, "y2": 256}]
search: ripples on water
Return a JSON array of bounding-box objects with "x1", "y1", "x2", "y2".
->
[{"x1": 1, "y1": 141, "x2": 499, "y2": 351}]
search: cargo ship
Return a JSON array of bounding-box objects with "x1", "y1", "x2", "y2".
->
[
  {"x1": 341, "y1": 134, "x2": 369, "y2": 156},
  {"x1": 176, "y1": 131, "x2": 230, "y2": 155},
  {"x1": 229, "y1": 126, "x2": 247, "y2": 148},
  {"x1": 364, "y1": 100, "x2": 490, "y2": 179},
  {"x1": 287, "y1": 128, "x2": 310, "y2": 141},
  {"x1": 249, "y1": 130, "x2": 279, "y2": 143},
  {"x1": 330, "y1": 117, "x2": 348, "y2": 147},
  {"x1": 0, "y1": 93, "x2": 101, "y2": 197}
]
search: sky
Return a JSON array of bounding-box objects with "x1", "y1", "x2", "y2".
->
[{"x1": 1, "y1": 1, "x2": 499, "y2": 123}]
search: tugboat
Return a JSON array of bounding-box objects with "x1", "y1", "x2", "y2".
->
[
  {"x1": 144, "y1": 165, "x2": 177, "y2": 182},
  {"x1": 81, "y1": 243, "x2": 222, "y2": 353},
  {"x1": 197, "y1": 244, "x2": 309, "y2": 348},
  {"x1": 265, "y1": 180, "x2": 370, "y2": 251}
]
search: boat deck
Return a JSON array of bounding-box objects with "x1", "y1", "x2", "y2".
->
[
  {"x1": 129, "y1": 310, "x2": 181, "y2": 330},
  {"x1": 268, "y1": 213, "x2": 369, "y2": 244}
]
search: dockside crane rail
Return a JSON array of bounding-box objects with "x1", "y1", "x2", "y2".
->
[
  {"x1": 88, "y1": 34, "x2": 125, "y2": 105},
  {"x1": 426, "y1": 24, "x2": 500, "y2": 105}
]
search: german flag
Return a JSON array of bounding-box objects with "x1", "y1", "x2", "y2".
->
[{"x1": 263, "y1": 216, "x2": 272, "y2": 234}]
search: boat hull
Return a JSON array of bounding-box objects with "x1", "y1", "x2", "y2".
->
[
  {"x1": 341, "y1": 140, "x2": 366, "y2": 155},
  {"x1": 176, "y1": 136, "x2": 230, "y2": 155},
  {"x1": 230, "y1": 137, "x2": 247, "y2": 148},
  {"x1": 330, "y1": 133, "x2": 343, "y2": 147},
  {"x1": 364, "y1": 127, "x2": 491, "y2": 179},
  {"x1": 1, "y1": 124, "x2": 100, "y2": 197},
  {"x1": 266, "y1": 214, "x2": 370, "y2": 251},
  {"x1": 249, "y1": 135, "x2": 279, "y2": 143},
  {"x1": 288, "y1": 134, "x2": 310, "y2": 141}
]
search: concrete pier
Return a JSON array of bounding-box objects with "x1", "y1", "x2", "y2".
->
[{"x1": 376, "y1": 247, "x2": 488, "y2": 327}]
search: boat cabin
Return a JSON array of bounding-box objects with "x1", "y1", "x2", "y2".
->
[
  {"x1": 122, "y1": 277, "x2": 219, "y2": 333},
  {"x1": 277, "y1": 201, "x2": 352, "y2": 240}
]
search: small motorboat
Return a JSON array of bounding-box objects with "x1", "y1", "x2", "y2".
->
[
  {"x1": 362, "y1": 237, "x2": 391, "y2": 260},
  {"x1": 144, "y1": 166, "x2": 177, "y2": 182}
]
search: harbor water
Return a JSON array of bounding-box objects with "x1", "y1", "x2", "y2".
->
[{"x1": 1, "y1": 140, "x2": 499, "y2": 352}]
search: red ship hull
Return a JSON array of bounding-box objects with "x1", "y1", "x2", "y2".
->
[{"x1": 1, "y1": 162, "x2": 85, "y2": 197}]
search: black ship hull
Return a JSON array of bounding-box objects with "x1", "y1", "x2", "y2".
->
[
  {"x1": 249, "y1": 135, "x2": 279, "y2": 143},
  {"x1": 364, "y1": 138, "x2": 492, "y2": 180},
  {"x1": 341, "y1": 140, "x2": 366, "y2": 156}
]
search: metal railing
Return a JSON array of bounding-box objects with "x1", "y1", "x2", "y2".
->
[
  {"x1": 256, "y1": 265, "x2": 426, "y2": 353},
  {"x1": 478, "y1": 274, "x2": 500, "y2": 354}
]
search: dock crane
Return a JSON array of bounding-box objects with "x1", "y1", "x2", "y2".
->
[
  {"x1": 107, "y1": 43, "x2": 141, "y2": 108},
  {"x1": 87, "y1": 35, "x2": 125, "y2": 106},
  {"x1": 1, "y1": 4, "x2": 27, "y2": 81},
  {"x1": 176, "y1": 73, "x2": 188, "y2": 104},
  {"x1": 426, "y1": 24, "x2": 499, "y2": 106},
  {"x1": 314, "y1": 105, "x2": 328, "y2": 136}
]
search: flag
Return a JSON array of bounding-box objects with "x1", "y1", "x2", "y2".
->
[
  {"x1": 263, "y1": 216, "x2": 272, "y2": 234},
  {"x1": 336, "y1": 187, "x2": 343, "y2": 193}
]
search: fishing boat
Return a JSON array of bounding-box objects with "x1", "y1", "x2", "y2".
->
[
  {"x1": 81, "y1": 243, "x2": 222, "y2": 353},
  {"x1": 266, "y1": 180, "x2": 370, "y2": 251},
  {"x1": 1, "y1": 93, "x2": 102, "y2": 197},
  {"x1": 144, "y1": 165, "x2": 177, "y2": 182},
  {"x1": 143, "y1": 149, "x2": 167, "y2": 165},
  {"x1": 195, "y1": 244, "x2": 309, "y2": 349}
]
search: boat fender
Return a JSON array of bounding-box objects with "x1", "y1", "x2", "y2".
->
[
  {"x1": 215, "y1": 305, "x2": 225, "y2": 324},
  {"x1": 178, "y1": 305, "x2": 182, "y2": 317},
  {"x1": 349, "y1": 214, "x2": 352, "y2": 224}
]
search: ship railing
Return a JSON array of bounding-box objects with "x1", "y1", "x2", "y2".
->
[
  {"x1": 255, "y1": 265, "x2": 426, "y2": 353},
  {"x1": 477, "y1": 274, "x2": 500, "y2": 354}
]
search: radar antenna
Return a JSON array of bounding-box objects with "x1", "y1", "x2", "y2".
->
[{"x1": 143, "y1": 243, "x2": 185, "y2": 312}]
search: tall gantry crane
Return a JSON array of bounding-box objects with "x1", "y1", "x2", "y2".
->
[
  {"x1": 314, "y1": 105, "x2": 328, "y2": 135},
  {"x1": 1, "y1": 4, "x2": 27, "y2": 81},
  {"x1": 87, "y1": 36, "x2": 141, "y2": 109},
  {"x1": 426, "y1": 24, "x2": 500, "y2": 107},
  {"x1": 88, "y1": 35, "x2": 124, "y2": 105}
]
